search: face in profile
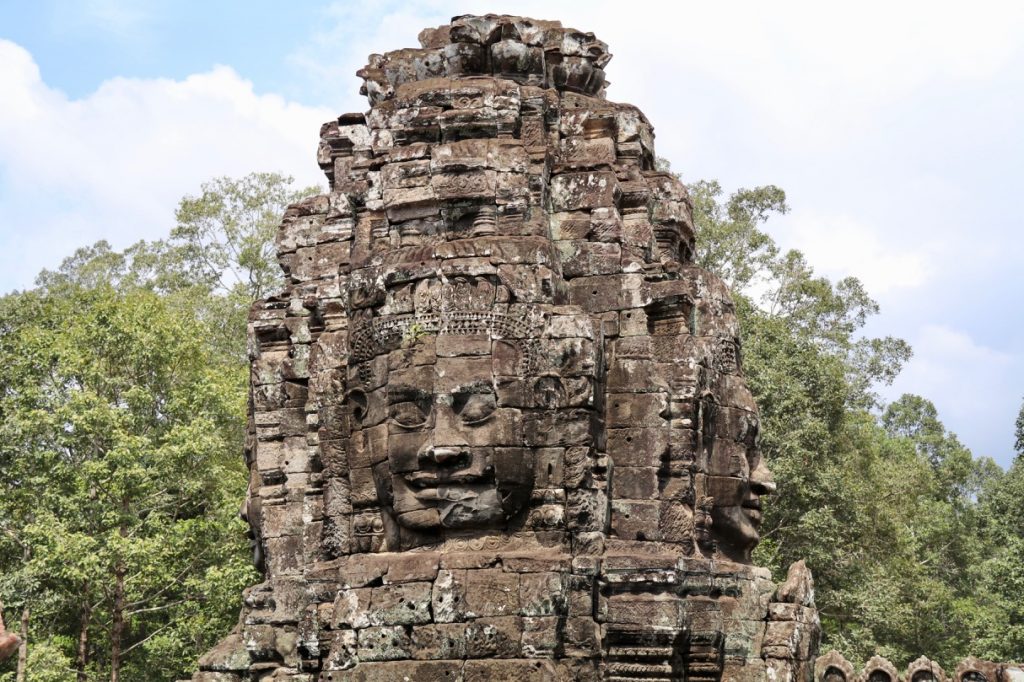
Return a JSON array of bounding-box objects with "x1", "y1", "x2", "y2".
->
[
  {"x1": 351, "y1": 334, "x2": 533, "y2": 532},
  {"x1": 703, "y1": 385, "x2": 776, "y2": 563}
]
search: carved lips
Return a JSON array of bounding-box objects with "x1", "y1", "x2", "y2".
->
[{"x1": 741, "y1": 496, "x2": 763, "y2": 525}]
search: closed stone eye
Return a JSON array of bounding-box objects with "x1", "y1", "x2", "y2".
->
[
  {"x1": 389, "y1": 401, "x2": 430, "y2": 427},
  {"x1": 453, "y1": 391, "x2": 496, "y2": 424}
]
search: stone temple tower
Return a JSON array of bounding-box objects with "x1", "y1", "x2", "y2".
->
[{"x1": 192, "y1": 14, "x2": 820, "y2": 682}]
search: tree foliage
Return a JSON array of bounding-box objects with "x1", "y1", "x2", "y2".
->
[
  {"x1": 0, "y1": 284, "x2": 257, "y2": 681},
  {"x1": 171, "y1": 172, "x2": 318, "y2": 301},
  {"x1": 0, "y1": 172, "x2": 317, "y2": 681}
]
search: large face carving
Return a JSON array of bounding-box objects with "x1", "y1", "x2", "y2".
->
[
  {"x1": 700, "y1": 342, "x2": 776, "y2": 563},
  {"x1": 340, "y1": 277, "x2": 600, "y2": 550},
  {"x1": 350, "y1": 333, "x2": 534, "y2": 531}
]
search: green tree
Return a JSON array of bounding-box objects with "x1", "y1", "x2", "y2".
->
[
  {"x1": 1015, "y1": 397, "x2": 1024, "y2": 455},
  {"x1": 172, "y1": 171, "x2": 318, "y2": 301},
  {"x1": 1, "y1": 171, "x2": 317, "y2": 681},
  {"x1": 972, "y1": 445, "x2": 1024, "y2": 659},
  {"x1": 883, "y1": 394, "x2": 977, "y2": 501},
  {"x1": 689, "y1": 179, "x2": 786, "y2": 292},
  {"x1": 688, "y1": 180, "x2": 911, "y2": 410},
  {"x1": 0, "y1": 285, "x2": 255, "y2": 681}
]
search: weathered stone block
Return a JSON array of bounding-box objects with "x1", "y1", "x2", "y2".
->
[
  {"x1": 519, "y1": 572, "x2": 565, "y2": 616},
  {"x1": 367, "y1": 582, "x2": 433, "y2": 626},
  {"x1": 463, "y1": 568, "x2": 520, "y2": 617},
  {"x1": 197, "y1": 633, "x2": 250, "y2": 672},
  {"x1": 431, "y1": 569, "x2": 467, "y2": 623},
  {"x1": 357, "y1": 626, "x2": 412, "y2": 661},
  {"x1": 331, "y1": 587, "x2": 371, "y2": 629},
  {"x1": 550, "y1": 172, "x2": 618, "y2": 211}
]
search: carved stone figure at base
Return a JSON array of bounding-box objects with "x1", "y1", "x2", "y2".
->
[{"x1": 0, "y1": 604, "x2": 20, "y2": 661}]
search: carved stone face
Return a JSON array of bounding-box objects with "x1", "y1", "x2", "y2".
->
[
  {"x1": 703, "y1": 385, "x2": 775, "y2": 563},
  {"x1": 351, "y1": 334, "x2": 534, "y2": 532}
]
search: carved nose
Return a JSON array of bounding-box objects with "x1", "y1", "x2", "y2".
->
[
  {"x1": 421, "y1": 446, "x2": 470, "y2": 468},
  {"x1": 750, "y1": 459, "x2": 776, "y2": 495}
]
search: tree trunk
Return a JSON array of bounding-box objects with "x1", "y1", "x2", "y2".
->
[
  {"x1": 110, "y1": 507, "x2": 128, "y2": 682},
  {"x1": 110, "y1": 562, "x2": 125, "y2": 682},
  {"x1": 15, "y1": 606, "x2": 28, "y2": 682},
  {"x1": 11, "y1": 545, "x2": 30, "y2": 681},
  {"x1": 76, "y1": 601, "x2": 89, "y2": 682}
]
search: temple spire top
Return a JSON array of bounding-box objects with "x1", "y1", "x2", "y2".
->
[{"x1": 358, "y1": 14, "x2": 612, "y2": 104}]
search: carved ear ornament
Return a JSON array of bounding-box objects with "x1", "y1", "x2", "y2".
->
[
  {"x1": 346, "y1": 388, "x2": 369, "y2": 422},
  {"x1": 694, "y1": 495, "x2": 716, "y2": 553}
]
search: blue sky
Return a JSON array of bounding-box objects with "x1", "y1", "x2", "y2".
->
[{"x1": 2, "y1": 1, "x2": 1022, "y2": 466}]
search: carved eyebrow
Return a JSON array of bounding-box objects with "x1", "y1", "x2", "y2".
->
[
  {"x1": 452, "y1": 380, "x2": 494, "y2": 395},
  {"x1": 387, "y1": 385, "x2": 431, "y2": 402}
]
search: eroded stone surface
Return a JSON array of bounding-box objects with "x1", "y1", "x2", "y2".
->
[{"x1": 196, "y1": 13, "x2": 819, "y2": 682}]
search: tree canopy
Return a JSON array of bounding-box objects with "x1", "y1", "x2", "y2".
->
[{"x1": 0, "y1": 171, "x2": 315, "y2": 682}]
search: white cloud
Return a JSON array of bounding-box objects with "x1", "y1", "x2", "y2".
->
[
  {"x1": 0, "y1": 39, "x2": 333, "y2": 291},
  {"x1": 884, "y1": 324, "x2": 1020, "y2": 461},
  {"x1": 774, "y1": 209, "x2": 931, "y2": 294}
]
